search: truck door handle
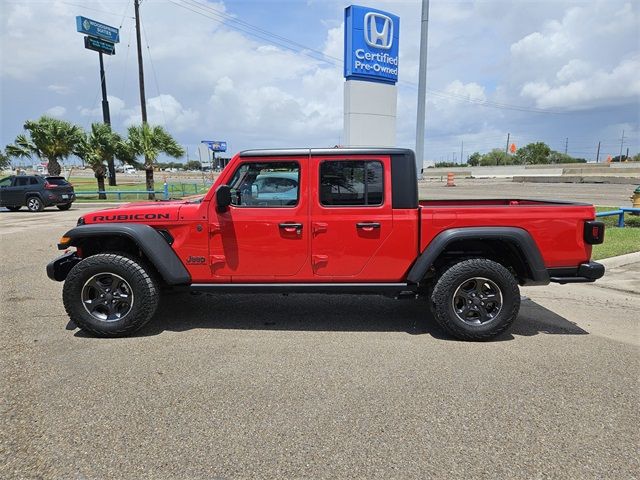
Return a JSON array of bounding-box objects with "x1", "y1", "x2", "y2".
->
[
  {"x1": 279, "y1": 223, "x2": 303, "y2": 234},
  {"x1": 356, "y1": 222, "x2": 381, "y2": 230}
]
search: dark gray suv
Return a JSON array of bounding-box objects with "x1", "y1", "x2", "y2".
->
[{"x1": 0, "y1": 175, "x2": 75, "y2": 212}]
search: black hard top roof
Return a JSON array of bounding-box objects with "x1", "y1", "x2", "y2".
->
[{"x1": 239, "y1": 147, "x2": 414, "y2": 157}]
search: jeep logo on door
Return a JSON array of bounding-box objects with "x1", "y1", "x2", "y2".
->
[
  {"x1": 364, "y1": 12, "x2": 393, "y2": 50},
  {"x1": 344, "y1": 5, "x2": 400, "y2": 84}
]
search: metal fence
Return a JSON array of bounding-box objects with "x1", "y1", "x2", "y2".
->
[{"x1": 74, "y1": 182, "x2": 211, "y2": 201}]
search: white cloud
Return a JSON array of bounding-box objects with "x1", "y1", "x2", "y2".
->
[
  {"x1": 521, "y1": 55, "x2": 640, "y2": 110},
  {"x1": 1, "y1": 0, "x2": 638, "y2": 160},
  {"x1": 45, "y1": 106, "x2": 67, "y2": 117},
  {"x1": 47, "y1": 84, "x2": 72, "y2": 95}
]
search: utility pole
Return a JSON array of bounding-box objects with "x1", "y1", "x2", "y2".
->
[
  {"x1": 596, "y1": 141, "x2": 600, "y2": 163},
  {"x1": 98, "y1": 52, "x2": 117, "y2": 186},
  {"x1": 414, "y1": 0, "x2": 430, "y2": 178},
  {"x1": 134, "y1": 0, "x2": 147, "y2": 124},
  {"x1": 134, "y1": 0, "x2": 152, "y2": 197},
  {"x1": 501, "y1": 132, "x2": 509, "y2": 166},
  {"x1": 460, "y1": 140, "x2": 463, "y2": 165},
  {"x1": 626, "y1": 147, "x2": 629, "y2": 161},
  {"x1": 564, "y1": 137, "x2": 568, "y2": 155},
  {"x1": 619, "y1": 130, "x2": 625, "y2": 161}
]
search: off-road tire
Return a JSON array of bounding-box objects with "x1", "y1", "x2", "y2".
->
[
  {"x1": 57, "y1": 203, "x2": 72, "y2": 211},
  {"x1": 63, "y1": 253, "x2": 159, "y2": 337},
  {"x1": 431, "y1": 258, "x2": 520, "y2": 341},
  {"x1": 26, "y1": 196, "x2": 44, "y2": 212},
  {"x1": 5, "y1": 206, "x2": 21, "y2": 211}
]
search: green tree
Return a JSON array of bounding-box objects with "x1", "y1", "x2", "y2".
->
[
  {"x1": 515, "y1": 142, "x2": 551, "y2": 165},
  {"x1": 185, "y1": 160, "x2": 202, "y2": 170},
  {"x1": 76, "y1": 123, "x2": 123, "y2": 199},
  {"x1": 0, "y1": 149, "x2": 10, "y2": 170},
  {"x1": 5, "y1": 116, "x2": 83, "y2": 175},
  {"x1": 125, "y1": 124, "x2": 184, "y2": 199},
  {"x1": 467, "y1": 152, "x2": 481, "y2": 166},
  {"x1": 480, "y1": 149, "x2": 512, "y2": 166}
]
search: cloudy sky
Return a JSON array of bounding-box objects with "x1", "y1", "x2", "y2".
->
[{"x1": 1, "y1": 0, "x2": 639, "y2": 165}]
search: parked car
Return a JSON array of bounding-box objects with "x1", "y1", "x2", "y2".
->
[
  {"x1": 0, "y1": 175, "x2": 75, "y2": 212},
  {"x1": 47, "y1": 148, "x2": 605, "y2": 340}
]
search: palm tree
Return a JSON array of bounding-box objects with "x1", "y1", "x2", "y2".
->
[
  {"x1": 5, "y1": 116, "x2": 83, "y2": 176},
  {"x1": 125, "y1": 124, "x2": 184, "y2": 199},
  {"x1": 0, "y1": 149, "x2": 10, "y2": 170},
  {"x1": 76, "y1": 123, "x2": 123, "y2": 199}
]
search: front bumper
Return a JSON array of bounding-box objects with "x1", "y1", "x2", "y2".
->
[
  {"x1": 46, "y1": 251, "x2": 81, "y2": 281},
  {"x1": 548, "y1": 261, "x2": 605, "y2": 284}
]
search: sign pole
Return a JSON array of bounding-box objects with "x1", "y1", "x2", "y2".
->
[
  {"x1": 98, "y1": 52, "x2": 116, "y2": 185},
  {"x1": 415, "y1": 0, "x2": 429, "y2": 178}
]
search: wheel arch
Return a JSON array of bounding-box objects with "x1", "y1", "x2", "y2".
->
[
  {"x1": 407, "y1": 227, "x2": 549, "y2": 286},
  {"x1": 61, "y1": 223, "x2": 190, "y2": 286}
]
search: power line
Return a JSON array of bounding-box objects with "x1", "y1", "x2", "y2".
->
[
  {"x1": 140, "y1": 14, "x2": 167, "y2": 126},
  {"x1": 168, "y1": 0, "x2": 567, "y2": 116}
]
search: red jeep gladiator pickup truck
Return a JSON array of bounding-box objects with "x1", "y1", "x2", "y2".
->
[{"x1": 47, "y1": 148, "x2": 605, "y2": 340}]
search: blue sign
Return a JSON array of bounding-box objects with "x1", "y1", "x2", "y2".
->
[
  {"x1": 201, "y1": 140, "x2": 227, "y2": 152},
  {"x1": 344, "y1": 5, "x2": 399, "y2": 84},
  {"x1": 76, "y1": 16, "x2": 120, "y2": 43}
]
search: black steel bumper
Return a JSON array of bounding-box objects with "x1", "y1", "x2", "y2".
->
[
  {"x1": 548, "y1": 261, "x2": 605, "y2": 284},
  {"x1": 46, "y1": 251, "x2": 81, "y2": 281}
]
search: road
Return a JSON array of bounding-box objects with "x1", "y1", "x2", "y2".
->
[{"x1": 1, "y1": 205, "x2": 639, "y2": 479}]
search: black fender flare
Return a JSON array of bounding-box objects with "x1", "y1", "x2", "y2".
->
[
  {"x1": 60, "y1": 223, "x2": 191, "y2": 285},
  {"x1": 406, "y1": 227, "x2": 549, "y2": 286}
]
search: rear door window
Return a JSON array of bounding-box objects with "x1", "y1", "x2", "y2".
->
[
  {"x1": 319, "y1": 160, "x2": 383, "y2": 206},
  {"x1": 14, "y1": 177, "x2": 29, "y2": 187},
  {"x1": 45, "y1": 177, "x2": 69, "y2": 186}
]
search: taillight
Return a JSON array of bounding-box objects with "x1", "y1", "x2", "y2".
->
[{"x1": 584, "y1": 220, "x2": 605, "y2": 245}]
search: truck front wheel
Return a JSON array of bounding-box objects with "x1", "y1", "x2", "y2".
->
[
  {"x1": 431, "y1": 258, "x2": 520, "y2": 341},
  {"x1": 62, "y1": 253, "x2": 159, "y2": 337}
]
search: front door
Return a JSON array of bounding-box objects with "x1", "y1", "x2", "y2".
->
[
  {"x1": 1, "y1": 177, "x2": 27, "y2": 206},
  {"x1": 310, "y1": 155, "x2": 393, "y2": 278},
  {"x1": 210, "y1": 157, "x2": 309, "y2": 280}
]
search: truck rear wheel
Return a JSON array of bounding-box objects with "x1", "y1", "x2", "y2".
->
[
  {"x1": 62, "y1": 253, "x2": 159, "y2": 337},
  {"x1": 431, "y1": 258, "x2": 520, "y2": 340}
]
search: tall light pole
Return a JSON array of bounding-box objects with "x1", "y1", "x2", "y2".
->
[{"x1": 415, "y1": 0, "x2": 430, "y2": 178}]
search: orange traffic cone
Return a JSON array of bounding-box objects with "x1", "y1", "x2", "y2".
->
[{"x1": 446, "y1": 172, "x2": 456, "y2": 187}]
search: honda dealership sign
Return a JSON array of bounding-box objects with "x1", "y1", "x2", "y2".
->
[{"x1": 344, "y1": 5, "x2": 400, "y2": 84}]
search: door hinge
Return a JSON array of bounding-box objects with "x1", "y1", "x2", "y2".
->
[
  {"x1": 312, "y1": 222, "x2": 328, "y2": 235},
  {"x1": 210, "y1": 255, "x2": 225, "y2": 269}
]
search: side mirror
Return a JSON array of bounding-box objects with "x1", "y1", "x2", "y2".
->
[{"x1": 215, "y1": 185, "x2": 231, "y2": 209}]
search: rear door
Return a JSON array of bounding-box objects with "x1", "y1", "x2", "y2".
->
[{"x1": 310, "y1": 155, "x2": 393, "y2": 278}]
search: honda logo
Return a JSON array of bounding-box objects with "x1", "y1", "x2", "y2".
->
[{"x1": 364, "y1": 12, "x2": 393, "y2": 50}]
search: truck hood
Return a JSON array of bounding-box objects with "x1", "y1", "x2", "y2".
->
[{"x1": 80, "y1": 200, "x2": 190, "y2": 224}]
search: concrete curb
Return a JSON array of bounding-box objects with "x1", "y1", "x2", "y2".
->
[{"x1": 597, "y1": 251, "x2": 640, "y2": 269}]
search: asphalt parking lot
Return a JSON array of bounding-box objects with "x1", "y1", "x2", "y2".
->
[{"x1": 1, "y1": 204, "x2": 639, "y2": 479}]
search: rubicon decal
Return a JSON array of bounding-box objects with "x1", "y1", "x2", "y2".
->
[{"x1": 92, "y1": 213, "x2": 171, "y2": 222}]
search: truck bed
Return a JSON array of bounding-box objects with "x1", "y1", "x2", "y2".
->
[{"x1": 418, "y1": 199, "x2": 596, "y2": 268}]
